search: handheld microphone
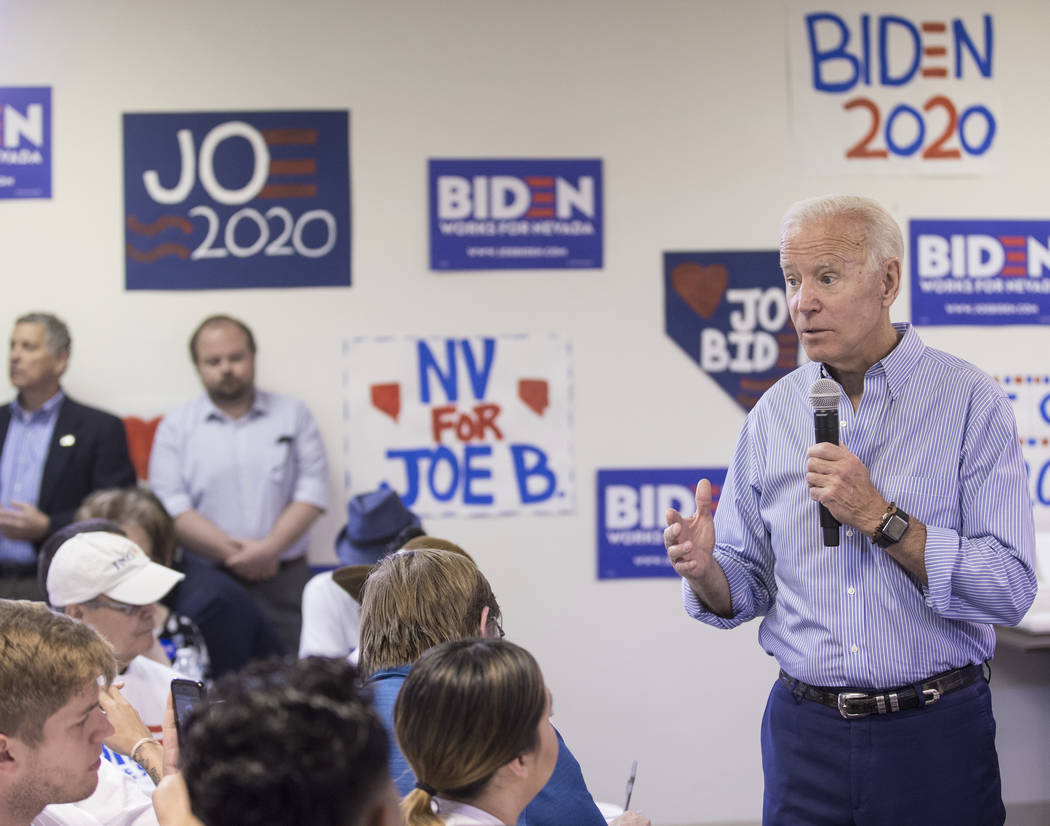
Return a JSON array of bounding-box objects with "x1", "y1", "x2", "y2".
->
[{"x1": 808, "y1": 378, "x2": 841, "y2": 547}]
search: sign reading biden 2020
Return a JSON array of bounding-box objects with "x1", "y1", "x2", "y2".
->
[
  {"x1": 911, "y1": 220, "x2": 1050, "y2": 326},
  {"x1": 664, "y1": 251, "x2": 802, "y2": 412},
  {"x1": 0, "y1": 87, "x2": 51, "y2": 199},
  {"x1": 787, "y1": 5, "x2": 998, "y2": 174},
  {"x1": 597, "y1": 468, "x2": 726, "y2": 580},
  {"x1": 123, "y1": 111, "x2": 350, "y2": 290},
  {"x1": 344, "y1": 334, "x2": 573, "y2": 518},
  {"x1": 429, "y1": 159, "x2": 602, "y2": 270}
]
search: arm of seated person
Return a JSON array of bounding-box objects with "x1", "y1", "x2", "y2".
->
[
  {"x1": 99, "y1": 684, "x2": 164, "y2": 786},
  {"x1": 611, "y1": 813, "x2": 652, "y2": 826},
  {"x1": 153, "y1": 774, "x2": 203, "y2": 826}
]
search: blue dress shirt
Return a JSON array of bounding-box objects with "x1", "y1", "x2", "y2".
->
[
  {"x1": 684, "y1": 323, "x2": 1037, "y2": 688},
  {"x1": 0, "y1": 391, "x2": 63, "y2": 564}
]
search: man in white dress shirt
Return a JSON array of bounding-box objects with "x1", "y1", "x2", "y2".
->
[{"x1": 149, "y1": 315, "x2": 330, "y2": 652}]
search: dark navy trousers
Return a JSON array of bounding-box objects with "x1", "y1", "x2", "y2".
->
[{"x1": 761, "y1": 675, "x2": 1005, "y2": 826}]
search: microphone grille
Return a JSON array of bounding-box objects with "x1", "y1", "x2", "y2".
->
[{"x1": 809, "y1": 378, "x2": 839, "y2": 411}]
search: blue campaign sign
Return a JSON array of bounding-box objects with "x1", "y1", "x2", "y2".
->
[
  {"x1": 123, "y1": 110, "x2": 351, "y2": 290},
  {"x1": 911, "y1": 219, "x2": 1050, "y2": 326},
  {"x1": 597, "y1": 468, "x2": 726, "y2": 580},
  {"x1": 664, "y1": 250, "x2": 801, "y2": 412},
  {"x1": 0, "y1": 87, "x2": 51, "y2": 199},
  {"x1": 429, "y1": 158, "x2": 603, "y2": 270}
]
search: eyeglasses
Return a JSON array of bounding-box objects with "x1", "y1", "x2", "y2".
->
[
  {"x1": 487, "y1": 616, "x2": 506, "y2": 639},
  {"x1": 80, "y1": 598, "x2": 151, "y2": 617}
]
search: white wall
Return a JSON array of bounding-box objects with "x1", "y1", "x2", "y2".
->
[{"x1": 3, "y1": 2, "x2": 1049, "y2": 823}]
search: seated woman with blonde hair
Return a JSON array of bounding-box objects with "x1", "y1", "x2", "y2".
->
[{"x1": 396, "y1": 638, "x2": 558, "y2": 826}]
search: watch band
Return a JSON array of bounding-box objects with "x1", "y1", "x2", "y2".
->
[{"x1": 873, "y1": 502, "x2": 909, "y2": 548}]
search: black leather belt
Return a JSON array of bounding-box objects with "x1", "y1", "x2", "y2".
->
[{"x1": 778, "y1": 663, "x2": 983, "y2": 719}]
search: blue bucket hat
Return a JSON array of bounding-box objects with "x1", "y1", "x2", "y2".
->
[{"x1": 334, "y1": 488, "x2": 423, "y2": 566}]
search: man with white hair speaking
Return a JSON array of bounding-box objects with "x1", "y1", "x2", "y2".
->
[{"x1": 665, "y1": 195, "x2": 1036, "y2": 826}]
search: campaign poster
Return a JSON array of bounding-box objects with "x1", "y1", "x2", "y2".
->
[
  {"x1": 344, "y1": 334, "x2": 573, "y2": 518},
  {"x1": 911, "y1": 220, "x2": 1050, "y2": 326},
  {"x1": 664, "y1": 250, "x2": 802, "y2": 412},
  {"x1": 123, "y1": 110, "x2": 350, "y2": 290},
  {"x1": 787, "y1": 4, "x2": 999, "y2": 174},
  {"x1": 597, "y1": 468, "x2": 727, "y2": 580},
  {"x1": 998, "y1": 374, "x2": 1050, "y2": 533},
  {"x1": 0, "y1": 86, "x2": 51, "y2": 199},
  {"x1": 429, "y1": 159, "x2": 602, "y2": 270}
]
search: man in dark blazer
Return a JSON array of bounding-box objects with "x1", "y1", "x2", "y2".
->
[{"x1": 0, "y1": 312, "x2": 136, "y2": 599}]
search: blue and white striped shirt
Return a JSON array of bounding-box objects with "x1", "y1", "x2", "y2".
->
[{"x1": 684, "y1": 324, "x2": 1037, "y2": 688}]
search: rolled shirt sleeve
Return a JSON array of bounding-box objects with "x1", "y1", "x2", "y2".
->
[
  {"x1": 922, "y1": 394, "x2": 1037, "y2": 625},
  {"x1": 682, "y1": 415, "x2": 778, "y2": 630},
  {"x1": 289, "y1": 401, "x2": 329, "y2": 511},
  {"x1": 148, "y1": 412, "x2": 194, "y2": 519}
]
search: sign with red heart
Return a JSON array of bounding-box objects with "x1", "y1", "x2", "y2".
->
[{"x1": 664, "y1": 251, "x2": 802, "y2": 411}]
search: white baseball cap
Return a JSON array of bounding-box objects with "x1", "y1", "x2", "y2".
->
[{"x1": 46, "y1": 531, "x2": 185, "y2": 607}]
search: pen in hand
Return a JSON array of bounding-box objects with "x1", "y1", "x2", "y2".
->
[{"x1": 624, "y1": 759, "x2": 637, "y2": 811}]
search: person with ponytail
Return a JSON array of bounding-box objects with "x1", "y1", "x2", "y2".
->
[
  {"x1": 360, "y1": 546, "x2": 651, "y2": 826},
  {"x1": 395, "y1": 638, "x2": 558, "y2": 826}
]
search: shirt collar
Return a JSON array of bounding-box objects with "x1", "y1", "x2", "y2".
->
[
  {"x1": 11, "y1": 388, "x2": 65, "y2": 422},
  {"x1": 874, "y1": 322, "x2": 922, "y2": 401},
  {"x1": 202, "y1": 390, "x2": 267, "y2": 422},
  {"x1": 369, "y1": 663, "x2": 414, "y2": 681},
  {"x1": 432, "y1": 798, "x2": 503, "y2": 824},
  {"x1": 817, "y1": 322, "x2": 920, "y2": 403}
]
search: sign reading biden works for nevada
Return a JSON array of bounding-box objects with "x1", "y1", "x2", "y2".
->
[
  {"x1": 665, "y1": 251, "x2": 802, "y2": 412},
  {"x1": 999, "y1": 374, "x2": 1050, "y2": 533},
  {"x1": 787, "y1": 4, "x2": 998, "y2": 174},
  {"x1": 123, "y1": 110, "x2": 350, "y2": 290},
  {"x1": 344, "y1": 334, "x2": 573, "y2": 518},
  {"x1": 429, "y1": 159, "x2": 602, "y2": 270},
  {"x1": 911, "y1": 220, "x2": 1050, "y2": 325},
  {"x1": 597, "y1": 468, "x2": 727, "y2": 580},
  {"x1": 0, "y1": 87, "x2": 51, "y2": 199}
]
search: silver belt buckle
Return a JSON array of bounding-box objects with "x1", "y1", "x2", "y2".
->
[{"x1": 837, "y1": 691, "x2": 871, "y2": 719}]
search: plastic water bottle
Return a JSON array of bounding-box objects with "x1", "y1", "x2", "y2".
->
[{"x1": 172, "y1": 646, "x2": 205, "y2": 682}]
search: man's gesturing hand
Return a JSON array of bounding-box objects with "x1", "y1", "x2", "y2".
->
[
  {"x1": 664, "y1": 479, "x2": 732, "y2": 616},
  {"x1": 664, "y1": 479, "x2": 717, "y2": 580}
]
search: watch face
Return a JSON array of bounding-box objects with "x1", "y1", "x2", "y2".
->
[{"x1": 884, "y1": 512, "x2": 909, "y2": 542}]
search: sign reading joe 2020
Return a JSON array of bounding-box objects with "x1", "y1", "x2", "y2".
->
[
  {"x1": 344, "y1": 335, "x2": 574, "y2": 518},
  {"x1": 123, "y1": 111, "x2": 350, "y2": 290}
]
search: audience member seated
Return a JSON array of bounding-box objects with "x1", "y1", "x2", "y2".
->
[
  {"x1": 0, "y1": 599, "x2": 157, "y2": 826},
  {"x1": 178, "y1": 657, "x2": 400, "y2": 826},
  {"x1": 75, "y1": 487, "x2": 284, "y2": 678},
  {"x1": 38, "y1": 516, "x2": 209, "y2": 683},
  {"x1": 397, "y1": 638, "x2": 557, "y2": 826},
  {"x1": 39, "y1": 527, "x2": 185, "y2": 792},
  {"x1": 360, "y1": 548, "x2": 650, "y2": 826},
  {"x1": 299, "y1": 488, "x2": 423, "y2": 660}
]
